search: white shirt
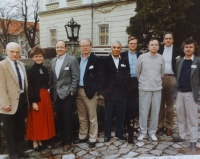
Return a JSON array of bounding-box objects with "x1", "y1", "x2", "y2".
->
[
  {"x1": 7, "y1": 57, "x2": 25, "y2": 93},
  {"x1": 111, "y1": 54, "x2": 120, "y2": 69},
  {"x1": 184, "y1": 55, "x2": 194, "y2": 61},
  {"x1": 163, "y1": 45, "x2": 174, "y2": 74},
  {"x1": 55, "y1": 53, "x2": 66, "y2": 78}
]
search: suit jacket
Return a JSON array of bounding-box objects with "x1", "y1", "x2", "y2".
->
[
  {"x1": 0, "y1": 58, "x2": 28, "y2": 115},
  {"x1": 158, "y1": 45, "x2": 183, "y2": 74},
  {"x1": 174, "y1": 56, "x2": 200, "y2": 103},
  {"x1": 99, "y1": 54, "x2": 130, "y2": 99},
  {"x1": 50, "y1": 53, "x2": 79, "y2": 102},
  {"x1": 77, "y1": 53, "x2": 100, "y2": 99}
]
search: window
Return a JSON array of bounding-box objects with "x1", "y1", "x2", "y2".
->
[
  {"x1": 21, "y1": 50, "x2": 25, "y2": 55},
  {"x1": 49, "y1": 0, "x2": 58, "y2": 3},
  {"x1": 99, "y1": 24, "x2": 109, "y2": 45},
  {"x1": 20, "y1": 40, "x2": 24, "y2": 46},
  {"x1": 50, "y1": 29, "x2": 57, "y2": 46}
]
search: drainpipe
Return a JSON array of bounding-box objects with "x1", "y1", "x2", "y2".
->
[{"x1": 91, "y1": 0, "x2": 94, "y2": 44}]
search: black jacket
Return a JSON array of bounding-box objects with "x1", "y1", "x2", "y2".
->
[
  {"x1": 99, "y1": 54, "x2": 130, "y2": 99},
  {"x1": 78, "y1": 53, "x2": 100, "y2": 99},
  {"x1": 158, "y1": 45, "x2": 183, "y2": 75}
]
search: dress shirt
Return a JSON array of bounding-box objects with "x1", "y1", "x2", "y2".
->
[
  {"x1": 184, "y1": 55, "x2": 194, "y2": 61},
  {"x1": 7, "y1": 57, "x2": 25, "y2": 93},
  {"x1": 128, "y1": 50, "x2": 137, "y2": 77},
  {"x1": 79, "y1": 53, "x2": 90, "y2": 86},
  {"x1": 111, "y1": 54, "x2": 120, "y2": 69},
  {"x1": 55, "y1": 53, "x2": 66, "y2": 79},
  {"x1": 163, "y1": 45, "x2": 174, "y2": 74}
]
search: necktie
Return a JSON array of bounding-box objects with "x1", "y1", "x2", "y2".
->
[{"x1": 14, "y1": 61, "x2": 22, "y2": 90}]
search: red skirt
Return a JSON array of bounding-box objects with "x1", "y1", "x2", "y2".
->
[{"x1": 26, "y1": 89, "x2": 56, "y2": 141}]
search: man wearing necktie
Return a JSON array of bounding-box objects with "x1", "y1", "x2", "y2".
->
[{"x1": 0, "y1": 42, "x2": 29, "y2": 159}]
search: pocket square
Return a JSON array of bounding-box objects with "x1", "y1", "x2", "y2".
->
[
  {"x1": 89, "y1": 65, "x2": 94, "y2": 69},
  {"x1": 121, "y1": 64, "x2": 126, "y2": 67},
  {"x1": 64, "y1": 67, "x2": 69, "y2": 70}
]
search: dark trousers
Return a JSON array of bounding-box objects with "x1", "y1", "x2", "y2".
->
[
  {"x1": 104, "y1": 97, "x2": 127, "y2": 139},
  {"x1": 0, "y1": 93, "x2": 27, "y2": 159},
  {"x1": 55, "y1": 95, "x2": 73, "y2": 145}
]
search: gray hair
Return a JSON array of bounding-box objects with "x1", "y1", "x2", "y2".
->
[
  {"x1": 6, "y1": 42, "x2": 21, "y2": 50},
  {"x1": 112, "y1": 40, "x2": 122, "y2": 47}
]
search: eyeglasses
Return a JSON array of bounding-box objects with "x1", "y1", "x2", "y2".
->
[
  {"x1": 80, "y1": 45, "x2": 91, "y2": 48},
  {"x1": 129, "y1": 43, "x2": 137, "y2": 45},
  {"x1": 8, "y1": 50, "x2": 20, "y2": 54},
  {"x1": 112, "y1": 46, "x2": 121, "y2": 49}
]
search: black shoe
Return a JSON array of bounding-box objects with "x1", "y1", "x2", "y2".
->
[
  {"x1": 73, "y1": 138, "x2": 88, "y2": 144},
  {"x1": 104, "y1": 138, "x2": 110, "y2": 142},
  {"x1": 34, "y1": 146, "x2": 40, "y2": 151},
  {"x1": 18, "y1": 152, "x2": 29, "y2": 158},
  {"x1": 190, "y1": 142, "x2": 196, "y2": 149},
  {"x1": 89, "y1": 142, "x2": 96, "y2": 148},
  {"x1": 39, "y1": 144, "x2": 47, "y2": 150},
  {"x1": 118, "y1": 135, "x2": 127, "y2": 141},
  {"x1": 173, "y1": 137, "x2": 186, "y2": 142}
]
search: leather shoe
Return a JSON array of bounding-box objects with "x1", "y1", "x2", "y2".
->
[
  {"x1": 73, "y1": 138, "x2": 88, "y2": 144},
  {"x1": 173, "y1": 137, "x2": 186, "y2": 142},
  {"x1": 166, "y1": 128, "x2": 173, "y2": 136},
  {"x1": 89, "y1": 142, "x2": 96, "y2": 148},
  {"x1": 156, "y1": 127, "x2": 164, "y2": 136},
  {"x1": 104, "y1": 138, "x2": 110, "y2": 142},
  {"x1": 34, "y1": 146, "x2": 40, "y2": 151},
  {"x1": 18, "y1": 152, "x2": 29, "y2": 158},
  {"x1": 63, "y1": 145, "x2": 71, "y2": 152},
  {"x1": 190, "y1": 142, "x2": 196, "y2": 149},
  {"x1": 54, "y1": 141, "x2": 63, "y2": 147},
  {"x1": 118, "y1": 135, "x2": 127, "y2": 141}
]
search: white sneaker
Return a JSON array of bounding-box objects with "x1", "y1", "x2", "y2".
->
[
  {"x1": 151, "y1": 134, "x2": 157, "y2": 141},
  {"x1": 137, "y1": 134, "x2": 145, "y2": 141}
]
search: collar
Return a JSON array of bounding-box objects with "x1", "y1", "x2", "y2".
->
[
  {"x1": 81, "y1": 53, "x2": 91, "y2": 60},
  {"x1": 184, "y1": 55, "x2": 194, "y2": 61},
  {"x1": 111, "y1": 54, "x2": 121, "y2": 60},
  {"x1": 128, "y1": 50, "x2": 137, "y2": 55},
  {"x1": 7, "y1": 57, "x2": 18, "y2": 64},
  {"x1": 164, "y1": 44, "x2": 173, "y2": 50},
  {"x1": 57, "y1": 53, "x2": 66, "y2": 59}
]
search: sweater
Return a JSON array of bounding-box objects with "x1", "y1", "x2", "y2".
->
[{"x1": 136, "y1": 52, "x2": 165, "y2": 91}]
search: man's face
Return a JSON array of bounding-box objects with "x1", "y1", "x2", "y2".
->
[
  {"x1": 184, "y1": 43, "x2": 195, "y2": 57},
  {"x1": 163, "y1": 34, "x2": 174, "y2": 47},
  {"x1": 148, "y1": 40, "x2": 159, "y2": 54},
  {"x1": 56, "y1": 41, "x2": 67, "y2": 56},
  {"x1": 6, "y1": 44, "x2": 20, "y2": 61},
  {"x1": 111, "y1": 42, "x2": 122, "y2": 57},
  {"x1": 80, "y1": 40, "x2": 92, "y2": 56},
  {"x1": 128, "y1": 39, "x2": 138, "y2": 52}
]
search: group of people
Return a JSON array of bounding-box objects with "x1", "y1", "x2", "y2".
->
[{"x1": 0, "y1": 31, "x2": 199, "y2": 159}]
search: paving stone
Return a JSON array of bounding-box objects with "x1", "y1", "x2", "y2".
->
[
  {"x1": 135, "y1": 142, "x2": 144, "y2": 147},
  {"x1": 104, "y1": 142, "x2": 111, "y2": 146},
  {"x1": 172, "y1": 143, "x2": 183, "y2": 149},
  {"x1": 143, "y1": 144, "x2": 154, "y2": 149},
  {"x1": 98, "y1": 146, "x2": 107, "y2": 152},
  {"x1": 51, "y1": 148, "x2": 64, "y2": 154},
  {"x1": 119, "y1": 143, "x2": 128, "y2": 148},
  {"x1": 118, "y1": 148, "x2": 131, "y2": 155},
  {"x1": 156, "y1": 143, "x2": 169, "y2": 150},
  {"x1": 89, "y1": 149, "x2": 100, "y2": 156},
  {"x1": 121, "y1": 151, "x2": 139, "y2": 158},
  {"x1": 76, "y1": 150, "x2": 88, "y2": 156},
  {"x1": 151, "y1": 142, "x2": 159, "y2": 146},
  {"x1": 103, "y1": 149, "x2": 118, "y2": 156},
  {"x1": 73, "y1": 147, "x2": 82, "y2": 153},
  {"x1": 150, "y1": 149, "x2": 163, "y2": 156},
  {"x1": 126, "y1": 144, "x2": 134, "y2": 149},
  {"x1": 108, "y1": 145, "x2": 117, "y2": 150},
  {"x1": 113, "y1": 141, "x2": 123, "y2": 147},
  {"x1": 137, "y1": 153, "x2": 155, "y2": 157},
  {"x1": 97, "y1": 138, "x2": 105, "y2": 143},
  {"x1": 162, "y1": 141, "x2": 174, "y2": 145},
  {"x1": 164, "y1": 148, "x2": 178, "y2": 155},
  {"x1": 102, "y1": 154, "x2": 120, "y2": 159},
  {"x1": 62, "y1": 153, "x2": 75, "y2": 159},
  {"x1": 82, "y1": 154, "x2": 96, "y2": 159},
  {"x1": 136, "y1": 148, "x2": 151, "y2": 152},
  {"x1": 95, "y1": 143, "x2": 104, "y2": 148},
  {"x1": 78, "y1": 143, "x2": 89, "y2": 149}
]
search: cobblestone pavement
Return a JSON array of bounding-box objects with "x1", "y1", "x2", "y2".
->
[{"x1": 1, "y1": 106, "x2": 200, "y2": 159}]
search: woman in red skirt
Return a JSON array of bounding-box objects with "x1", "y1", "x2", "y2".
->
[{"x1": 26, "y1": 46, "x2": 55, "y2": 150}]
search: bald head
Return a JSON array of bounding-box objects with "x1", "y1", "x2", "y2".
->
[{"x1": 6, "y1": 42, "x2": 21, "y2": 61}]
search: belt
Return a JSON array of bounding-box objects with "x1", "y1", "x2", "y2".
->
[
  {"x1": 164, "y1": 74, "x2": 174, "y2": 76},
  {"x1": 79, "y1": 86, "x2": 84, "y2": 88}
]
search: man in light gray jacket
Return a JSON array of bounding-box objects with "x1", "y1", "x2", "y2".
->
[
  {"x1": 136, "y1": 38, "x2": 165, "y2": 141},
  {"x1": 50, "y1": 40, "x2": 79, "y2": 152}
]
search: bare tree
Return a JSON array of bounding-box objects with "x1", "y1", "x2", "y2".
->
[{"x1": 15, "y1": 0, "x2": 40, "y2": 48}]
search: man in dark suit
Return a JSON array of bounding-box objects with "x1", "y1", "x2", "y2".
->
[
  {"x1": 100, "y1": 41, "x2": 130, "y2": 142},
  {"x1": 73, "y1": 38, "x2": 99, "y2": 148},
  {"x1": 173, "y1": 38, "x2": 200, "y2": 149},
  {"x1": 50, "y1": 40, "x2": 79, "y2": 152},
  {"x1": 121, "y1": 36, "x2": 142, "y2": 130},
  {"x1": 0, "y1": 42, "x2": 29, "y2": 159},
  {"x1": 157, "y1": 32, "x2": 182, "y2": 136}
]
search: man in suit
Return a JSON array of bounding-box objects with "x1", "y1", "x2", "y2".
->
[
  {"x1": 136, "y1": 38, "x2": 165, "y2": 141},
  {"x1": 73, "y1": 38, "x2": 99, "y2": 148},
  {"x1": 121, "y1": 36, "x2": 142, "y2": 130},
  {"x1": 157, "y1": 32, "x2": 182, "y2": 136},
  {"x1": 173, "y1": 38, "x2": 200, "y2": 149},
  {"x1": 0, "y1": 42, "x2": 29, "y2": 159},
  {"x1": 50, "y1": 40, "x2": 79, "y2": 152},
  {"x1": 100, "y1": 41, "x2": 130, "y2": 142}
]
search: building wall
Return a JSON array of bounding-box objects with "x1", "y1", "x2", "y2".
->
[{"x1": 39, "y1": 0, "x2": 136, "y2": 51}]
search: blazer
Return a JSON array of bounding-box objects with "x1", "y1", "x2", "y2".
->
[
  {"x1": 0, "y1": 58, "x2": 29, "y2": 115},
  {"x1": 77, "y1": 53, "x2": 100, "y2": 99},
  {"x1": 50, "y1": 53, "x2": 80, "y2": 102},
  {"x1": 158, "y1": 45, "x2": 183, "y2": 74},
  {"x1": 174, "y1": 56, "x2": 200, "y2": 103},
  {"x1": 99, "y1": 54, "x2": 130, "y2": 99}
]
